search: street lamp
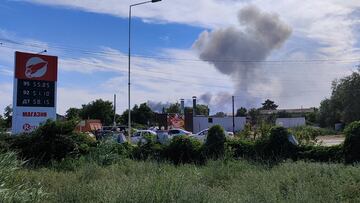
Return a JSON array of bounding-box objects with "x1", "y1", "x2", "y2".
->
[{"x1": 128, "y1": 0, "x2": 162, "y2": 141}]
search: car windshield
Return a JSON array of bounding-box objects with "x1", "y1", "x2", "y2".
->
[{"x1": 169, "y1": 130, "x2": 179, "y2": 135}]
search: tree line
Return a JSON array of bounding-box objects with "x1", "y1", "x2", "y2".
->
[{"x1": 2, "y1": 70, "x2": 360, "y2": 130}]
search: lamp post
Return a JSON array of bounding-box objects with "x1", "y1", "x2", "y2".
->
[{"x1": 128, "y1": 0, "x2": 162, "y2": 141}]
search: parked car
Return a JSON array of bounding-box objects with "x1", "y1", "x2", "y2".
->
[
  {"x1": 156, "y1": 130, "x2": 171, "y2": 145},
  {"x1": 131, "y1": 130, "x2": 157, "y2": 144},
  {"x1": 168, "y1": 128, "x2": 192, "y2": 136},
  {"x1": 193, "y1": 128, "x2": 234, "y2": 142}
]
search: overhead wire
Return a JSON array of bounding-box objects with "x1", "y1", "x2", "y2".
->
[{"x1": 1, "y1": 38, "x2": 360, "y2": 98}]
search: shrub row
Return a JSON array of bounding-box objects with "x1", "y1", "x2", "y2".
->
[
  {"x1": 3, "y1": 120, "x2": 360, "y2": 167},
  {"x1": 1, "y1": 120, "x2": 97, "y2": 166}
]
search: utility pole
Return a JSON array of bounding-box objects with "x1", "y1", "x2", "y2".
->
[
  {"x1": 232, "y1": 95, "x2": 235, "y2": 134},
  {"x1": 113, "y1": 94, "x2": 116, "y2": 127}
]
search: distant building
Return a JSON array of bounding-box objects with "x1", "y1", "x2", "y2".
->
[
  {"x1": 56, "y1": 114, "x2": 66, "y2": 121},
  {"x1": 193, "y1": 116, "x2": 246, "y2": 133},
  {"x1": 259, "y1": 108, "x2": 315, "y2": 116},
  {"x1": 276, "y1": 117, "x2": 306, "y2": 128},
  {"x1": 75, "y1": 119, "x2": 102, "y2": 132}
]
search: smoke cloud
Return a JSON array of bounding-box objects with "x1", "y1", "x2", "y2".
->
[
  {"x1": 147, "y1": 101, "x2": 171, "y2": 113},
  {"x1": 193, "y1": 5, "x2": 292, "y2": 108}
]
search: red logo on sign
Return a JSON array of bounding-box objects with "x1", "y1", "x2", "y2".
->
[
  {"x1": 22, "y1": 123, "x2": 37, "y2": 132},
  {"x1": 15, "y1": 52, "x2": 58, "y2": 81},
  {"x1": 25, "y1": 57, "x2": 48, "y2": 79},
  {"x1": 23, "y1": 123, "x2": 32, "y2": 131}
]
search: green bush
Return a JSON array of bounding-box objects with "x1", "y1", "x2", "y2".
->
[
  {"x1": 204, "y1": 125, "x2": 226, "y2": 159},
  {"x1": 290, "y1": 126, "x2": 321, "y2": 145},
  {"x1": 165, "y1": 135, "x2": 203, "y2": 164},
  {"x1": 298, "y1": 144, "x2": 343, "y2": 162},
  {"x1": 0, "y1": 132, "x2": 12, "y2": 152},
  {"x1": 260, "y1": 126, "x2": 297, "y2": 160},
  {"x1": 132, "y1": 142, "x2": 164, "y2": 161},
  {"x1": 10, "y1": 120, "x2": 95, "y2": 166},
  {"x1": 226, "y1": 139, "x2": 256, "y2": 159},
  {"x1": 84, "y1": 141, "x2": 133, "y2": 166},
  {"x1": 343, "y1": 121, "x2": 360, "y2": 163}
]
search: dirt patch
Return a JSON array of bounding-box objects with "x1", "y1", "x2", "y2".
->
[{"x1": 317, "y1": 135, "x2": 344, "y2": 146}]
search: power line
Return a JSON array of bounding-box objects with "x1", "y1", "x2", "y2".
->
[{"x1": 1, "y1": 38, "x2": 360, "y2": 64}]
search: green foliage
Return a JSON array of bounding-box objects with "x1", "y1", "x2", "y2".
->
[
  {"x1": 165, "y1": 102, "x2": 181, "y2": 114},
  {"x1": 0, "y1": 152, "x2": 45, "y2": 202},
  {"x1": 260, "y1": 126, "x2": 297, "y2": 160},
  {"x1": 165, "y1": 136, "x2": 203, "y2": 164},
  {"x1": 343, "y1": 121, "x2": 360, "y2": 163},
  {"x1": 86, "y1": 142, "x2": 133, "y2": 166},
  {"x1": 205, "y1": 125, "x2": 226, "y2": 158},
  {"x1": 260, "y1": 99, "x2": 278, "y2": 110},
  {"x1": 0, "y1": 115, "x2": 6, "y2": 131},
  {"x1": 298, "y1": 145, "x2": 343, "y2": 162},
  {"x1": 14, "y1": 159, "x2": 360, "y2": 202},
  {"x1": 305, "y1": 110, "x2": 318, "y2": 124},
  {"x1": 248, "y1": 108, "x2": 260, "y2": 126},
  {"x1": 256, "y1": 122, "x2": 272, "y2": 140},
  {"x1": 289, "y1": 126, "x2": 321, "y2": 145},
  {"x1": 237, "y1": 123, "x2": 252, "y2": 140},
  {"x1": 214, "y1": 112, "x2": 226, "y2": 117},
  {"x1": 10, "y1": 120, "x2": 95, "y2": 166},
  {"x1": 226, "y1": 139, "x2": 257, "y2": 159},
  {"x1": 236, "y1": 107, "x2": 247, "y2": 116},
  {"x1": 185, "y1": 104, "x2": 210, "y2": 116},
  {"x1": 132, "y1": 138, "x2": 164, "y2": 161},
  {"x1": 318, "y1": 99, "x2": 340, "y2": 127},
  {"x1": 120, "y1": 103, "x2": 155, "y2": 126},
  {"x1": 0, "y1": 132, "x2": 12, "y2": 152},
  {"x1": 318, "y1": 70, "x2": 360, "y2": 127},
  {"x1": 80, "y1": 99, "x2": 114, "y2": 126},
  {"x1": 3, "y1": 105, "x2": 12, "y2": 128},
  {"x1": 65, "y1": 107, "x2": 81, "y2": 120}
]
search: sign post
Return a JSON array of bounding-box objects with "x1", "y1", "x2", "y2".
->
[{"x1": 11, "y1": 51, "x2": 58, "y2": 134}]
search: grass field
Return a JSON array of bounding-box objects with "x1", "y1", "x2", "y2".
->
[{"x1": 4, "y1": 156, "x2": 360, "y2": 203}]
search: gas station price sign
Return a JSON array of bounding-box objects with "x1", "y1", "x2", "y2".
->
[
  {"x1": 17, "y1": 79, "x2": 55, "y2": 107},
  {"x1": 12, "y1": 51, "x2": 58, "y2": 134}
]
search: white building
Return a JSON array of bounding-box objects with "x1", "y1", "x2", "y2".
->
[
  {"x1": 193, "y1": 116, "x2": 246, "y2": 133},
  {"x1": 276, "y1": 117, "x2": 306, "y2": 128}
]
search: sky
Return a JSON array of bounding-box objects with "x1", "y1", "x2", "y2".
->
[{"x1": 0, "y1": 0, "x2": 359, "y2": 115}]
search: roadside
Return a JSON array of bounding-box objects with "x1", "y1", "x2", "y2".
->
[{"x1": 317, "y1": 135, "x2": 344, "y2": 146}]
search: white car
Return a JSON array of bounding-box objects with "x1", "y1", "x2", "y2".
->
[
  {"x1": 131, "y1": 130, "x2": 157, "y2": 144},
  {"x1": 193, "y1": 128, "x2": 234, "y2": 142},
  {"x1": 168, "y1": 128, "x2": 192, "y2": 137}
]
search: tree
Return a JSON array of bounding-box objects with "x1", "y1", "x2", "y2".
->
[
  {"x1": 318, "y1": 99, "x2": 340, "y2": 127},
  {"x1": 0, "y1": 115, "x2": 6, "y2": 130},
  {"x1": 318, "y1": 70, "x2": 360, "y2": 127},
  {"x1": 196, "y1": 104, "x2": 210, "y2": 116},
  {"x1": 185, "y1": 104, "x2": 210, "y2": 116},
  {"x1": 120, "y1": 103, "x2": 155, "y2": 126},
  {"x1": 132, "y1": 103, "x2": 155, "y2": 125},
  {"x1": 166, "y1": 102, "x2": 181, "y2": 114},
  {"x1": 248, "y1": 108, "x2": 260, "y2": 126},
  {"x1": 4, "y1": 105, "x2": 12, "y2": 128},
  {"x1": 214, "y1": 112, "x2": 226, "y2": 117},
  {"x1": 65, "y1": 108, "x2": 81, "y2": 120},
  {"x1": 236, "y1": 107, "x2": 247, "y2": 116},
  {"x1": 260, "y1": 99, "x2": 278, "y2": 110},
  {"x1": 80, "y1": 99, "x2": 114, "y2": 126}
]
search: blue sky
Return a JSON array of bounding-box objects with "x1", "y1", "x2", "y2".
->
[{"x1": 0, "y1": 0, "x2": 359, "y2": 115}]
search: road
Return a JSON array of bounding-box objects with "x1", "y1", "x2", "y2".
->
[{"x1": 317, "y1": 135, "x2": 344, "y2": 146}]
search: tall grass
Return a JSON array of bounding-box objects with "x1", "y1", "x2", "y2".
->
[
  {"x1": 0, "y1": 152, "x2": 45, "y2": 202},
  {"x1": 15, "y1": 158, "x2": 360, "y2": 203}
]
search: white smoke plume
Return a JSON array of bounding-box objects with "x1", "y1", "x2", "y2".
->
[{"x1": 193, "y1": 5, "x2": 292, "y2": 108}]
